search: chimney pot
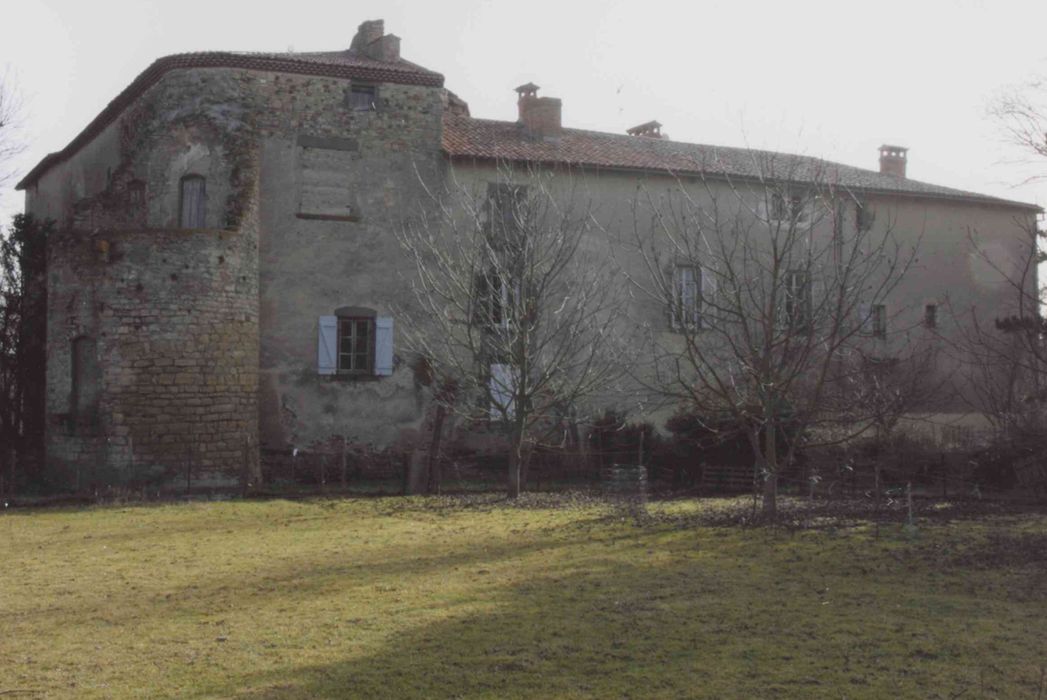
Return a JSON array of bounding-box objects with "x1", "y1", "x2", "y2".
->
[
  {"x1": 516, "y1": 83, "x2": 561, "y2": 139},
  {"x1": 879, "y1": 144, "x2": 908, "y2": 178},
  {"x1": 627, "y1": 120, "x2": 663, "y2": 138},
  {"x1": 351, "y1": 20, "x2": 384, "y2": 50}
]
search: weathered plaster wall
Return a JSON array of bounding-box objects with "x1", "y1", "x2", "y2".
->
[
  {"x1": 446, "y1": 162, "x2": 1038, "y2": 422},
  {"x1": 253, "y1": 77, "x2": 445, "y2": 456}
]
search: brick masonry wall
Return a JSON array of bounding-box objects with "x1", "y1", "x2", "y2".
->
[{"x1": 45, "y1": 212, "x2": 259, "y2": 490}]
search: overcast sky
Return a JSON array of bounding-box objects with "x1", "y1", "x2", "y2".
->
[{"x1": 2, "y1": 0, "x2": 1047, "y2": 224}]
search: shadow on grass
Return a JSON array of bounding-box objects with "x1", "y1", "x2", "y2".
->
[{"x1": 188, "y1": 526, "x2": 1047, "y2": 700}]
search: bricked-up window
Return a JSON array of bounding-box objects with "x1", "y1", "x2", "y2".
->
[
  {"x1": 179, "y1": 175, "x2": 206, "y2": 228},
  {"x1": 348, "y1": 84, "x2": 377, "y2": 111},
  {"x1": 71, "y1": 336, "x2": 100, "y2": 424}
]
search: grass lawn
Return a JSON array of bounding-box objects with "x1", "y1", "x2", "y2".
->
[{"x1": 2, "y1": 496, "x2": 1046, "y2": 699}]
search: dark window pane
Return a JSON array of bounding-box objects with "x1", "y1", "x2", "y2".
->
[{"x1": 180, "y1": 176, "x2": 206, "y2": 228}]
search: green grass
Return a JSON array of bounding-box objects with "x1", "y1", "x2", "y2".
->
[{"x1": 2, "y1": 496, "x2": 1046, "y2": 699}]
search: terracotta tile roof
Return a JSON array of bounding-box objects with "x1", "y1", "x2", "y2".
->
[
  {"x1": 17, "y1": 50, "x2": 443, "y2": 190},
  {"x1": 442, "y1": 115, "x2": 1040, "y2": 211}
]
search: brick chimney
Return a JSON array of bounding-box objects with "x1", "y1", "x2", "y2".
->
[
  {"x1": 516, "y1": 83, "x2": 562, "y2": 139},
  {"x1": 627, "y1": 120, "x2": 663, "y2": 138},
  {"x1": 879, "y1": 145, "x2": 908, "y2": 178},
  {"x1": 350, "y1": 19, "x2": 401, "y2": 62}
]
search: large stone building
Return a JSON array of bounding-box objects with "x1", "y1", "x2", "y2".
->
[{"x1": 17, "y1": 20, "x2": 1041, "y2": 490}]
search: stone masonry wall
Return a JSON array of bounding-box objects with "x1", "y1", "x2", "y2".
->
[{"x1": 35, "y1": 60, "x2": 447, "y2": 490}]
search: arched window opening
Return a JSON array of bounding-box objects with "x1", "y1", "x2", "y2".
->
[{"x1": 179, "y1": 175, "x2": 206, "y2": 228}]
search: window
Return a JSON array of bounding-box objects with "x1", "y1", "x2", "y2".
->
[
  {"x1": 784, "y1": 270, "x2": 811, "y2": 328},
  {"x1": 348, "y1": 84, "x2": 377, "y2": 111},
  {"x1": 317, "y1": 311, "x2": 393, "y2": 377},
  {"x1": 486, "y1": 183, "x2": 529, "y2": 241},
  {"x1": 128, "y1": 180, "x2": 145, "y2": 208},
  {"x1": 871, "y1": 304, "x2": 887, "y2": 338},
  {"x1": 925, "y1": 304, "x2": 938, "y2": 329},
  {"x1": 856, "y1": 202, "x2": 875, "y2": 232},
  {"x1": 474, "y1": 271, "x2": 522, "y2": 331},
  {"x1": 179, "y1": 175, "x2": 206, "y2": 228},
  {"x1": 672, "y1": 265, "x2": 701, "y2": 329},
  {"x1": 338, "y1": 317, "x2": 374, "y2": 374},
  {"x1": 832, "y1": 201, "x2": 844, "y2": 266},
  {"x1": 767, "y1": 190, "x2": 808, "y2": 224},
  {"x1": 71, "y1": 336, "x2": 100, "y2": 428},
  {"x1": 488, "y1": 363, "x2": 516, "y2": 419}
]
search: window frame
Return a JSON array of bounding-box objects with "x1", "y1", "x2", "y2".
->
[
  {"x1": 337, "y1": 315, "x2": 374, "y2": 374},
  {"x1": 334, "y1": 308, "x2": 377, "y2": 375},
  {"x1": 871, "y1": 304, "x2": 887, "y2": 338},
  {"x1": 783, "y1": 269, "x2": 812, "y2": 329},
  {"x1": 348, "y1": 83, "x2": 378, "y2": 111},
  {"x1": 924, "y1": 304, "x2": 938, "y2": 329},
  {"x1": 766, "y1": 189, "x2": 810, "y2": 224},
  {"x1": 671, "y1": 264, "x2": 702, "y2": 330},
  {"x1": 179, "y1": 174, "x2": 206, "y2": 229}
]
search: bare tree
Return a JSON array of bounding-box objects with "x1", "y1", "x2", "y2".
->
[
  {"x1": 397, "y1": 163, "x2": 629, "y2": 498},
  {"x1": 989, "y1": 78, "x2": 1047, "y2": 186},
  {"x1": 0, "y1": 214, "x2": 49, "y2": 495},
  {"x1": 954, "y1": 220, "x2": 1045, "y2": 440},
  {"x1": 626, "y1": 155, "x2": 917, "y2": 516},
  {"x1": 0, "y1": 71, "x2": 24, "y2": 190}
]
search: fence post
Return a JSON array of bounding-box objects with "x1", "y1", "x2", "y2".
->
[
  {"x1": 320, "y1": 453, "x2": 327, "y2": 493},
  {"x1": 906, "y1": 482, "x2": 914, "y2": 527},
  {"x1": 241, "y1": 435, "x2": 251, "y2": 498},
  {"x1": 340, "y1": 436, "x2": 348, "y2": 489}
]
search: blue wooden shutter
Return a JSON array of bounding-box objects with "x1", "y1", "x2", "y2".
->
[
  {"x1": 374, "y1": 317, "x2": 394, "y2": 376},
  {"x1": 318, "y1": 316, "x2": 338, "y2": 375},
  {"x1": 858, "y1": 303, "x2": 872, "y2": 334},
  {"x1": 489, "y1": 363, "x2": 515, "y2": 419}
]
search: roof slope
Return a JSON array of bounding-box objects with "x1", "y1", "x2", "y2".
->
[
  {"x1": 17, "y1": 49, "x2": 444, "y2": 190},
  {"x1": 442, "y1": 115, "x2": 1040, "y2": 211}
]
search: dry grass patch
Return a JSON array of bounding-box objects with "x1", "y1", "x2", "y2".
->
[{"x1": 1, "y1": 496, "x2": 1046, "y2": 698}]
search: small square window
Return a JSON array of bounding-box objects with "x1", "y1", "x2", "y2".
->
[
  {"x1": 925, "y1": 304, "x2": 938, "y2": 329},
  {"x1": 348, "y1": 84, "x2": 377, "y2": 111}
]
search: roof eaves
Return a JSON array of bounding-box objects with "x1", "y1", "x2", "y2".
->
[
  {"x1": 16, "y1": 51, "x2": 444, "y2": 190},
  {"x1": 443, "y1": 149, "x2": 1043, "y2": 213}
]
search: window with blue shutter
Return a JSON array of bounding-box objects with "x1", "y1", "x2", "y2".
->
[
  {"x1": 374, "y1": 317, "x2": 394, "y2": 376},
  {"x1": 319, "y1": 309, "x2": 395, "y2": 378},
  {"x1": 317, "y1": 316, "x2": 338, "y2": 375}
]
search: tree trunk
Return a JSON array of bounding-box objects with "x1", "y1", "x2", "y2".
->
[
  {"x1": 425, "y1": 404, "x2": 447, "y2": 494},
  {"x1": 761, "y1": 423, "x2": 778, "y2": 518},
  {"x1": 507, "y1": 421, "x2": 524, "y2": 499},
  {"x1": 762, "y1": 471, "x2": 778, "y2": 517}
]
